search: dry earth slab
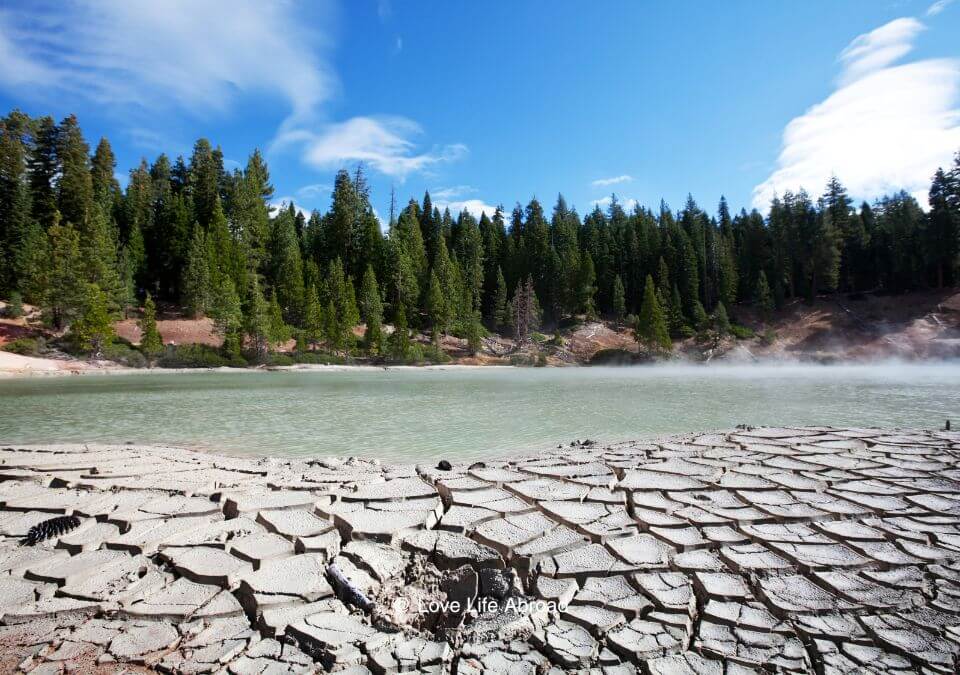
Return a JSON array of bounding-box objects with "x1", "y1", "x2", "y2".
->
[{"x1": 1, "y1": 427, "x2": 960, "y2": 672}]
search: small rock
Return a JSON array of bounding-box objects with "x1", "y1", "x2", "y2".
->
[
  {"x1": 479, "y1": 568, "x2": 514, "y2": 599},
  {"x1": 437, "y1": 460, "x2": 452, "y2": 471}
]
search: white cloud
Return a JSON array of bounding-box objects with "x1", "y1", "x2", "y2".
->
[
  {"x1": 0, "y1": 1, "x2": 463, "y2": 181},
  {"x1": 591, "y1": 175, "x2": 633, "y2": 188},
  {"x1": 433, "y1": 199, "x2": 500, "y2": 219},
  {"x1": 753, "y1": 16, "x2": 960, "y2": 209},
  {"x1": 837, "y1": 18, "x2": 924, "y2": 86},
  {"x1": 275, "y1": 116, "x2": 467, "y2": 180},
  {"x1": 297, "y1": 183, "x2": 332, "y2": 199},
  {"x1": 591, "y1": 196, "x2": 639, "y2": 212},
  {"x1": 430, "y1": 185, "x2": 477, "y2": 201},
  {"x1": 0, "y1": 1, "x2": 333, "y2": 125},
  {"x1": 927, "y1": 0, "x2": 954, "y2": 16}
]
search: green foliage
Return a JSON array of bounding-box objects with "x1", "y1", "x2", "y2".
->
[
  {"x1": 634, "y1": 275, "x2": 671, "y2": 352},
  {"x1": 755, "y1": 270, "x2": 774, "y2": 321},
  {"x1": 69, "y1": 283, "x2": 114, "y2": 356},
  {"x1": 491, "y1": 266, "x2": 508, "y2": 330},
  {"x1": 730, "y1": 324, "x2": 755, "y2": 340},
  {"x1": 45, "y1": 221, "x2": 85, "y2": 329},
  {"x1": 389, "y1": 305, "x2": 410, "y2": 361},
  {"x1": 268, "y1": 289, "x2": 291, "y2": 346},
  {"x1": 182, "y1": 227, "x2": 210, "y2": 318},
  {"x1": 101, "y1": 340, "x2": 147, "y2": 368},
  {"x1": 244, "y1": 275, "x2": 270, "y2": 363},
  {"x1": 209, "y1": 275, "x2": 243, "y2": 356},
  {"x1": 139, "y1": 292, "x2": 163, "y2": 358},
  {"x1": 303, "y1": 284, "x2": 324, "y2": 348},
  {"x1": 612, "y1": 275, "x2": 626, "y2": 325},
  {"x1": 464, "y1": 311, "x2": 483, "y2": 355},
  {"x1": 2, "y1": 337, "x2": 39, "y2": 355},
  {"x1": 6, "y1": 291, "x2": 23, "y2": 318},
  {"x1": 159, "y1": 343, "x2": 246, "y2": 369},
  {"x1": 359, "y1": 265, "x2": 383, "y2": 354},
  {"x1": 426, "y1": 269, "x2": 445, "y2": 342},
  {"x1": 713, "y1": 301, "x2": 731, "y2": 336},
  {"x1": 2, "y1": 107, "x2": 957, "y2": 370}
]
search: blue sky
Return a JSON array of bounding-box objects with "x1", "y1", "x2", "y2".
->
[{"x1": 1, "y1": 0, "x2": 958, "y2": 224}]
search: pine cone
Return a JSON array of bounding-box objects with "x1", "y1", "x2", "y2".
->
[{"x1": 22, "y1": 515, "x2": 81, "y2": 546}]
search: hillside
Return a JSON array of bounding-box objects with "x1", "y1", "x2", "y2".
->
[{"x1": 2, "y1": 288, "x2": 959, "y2": 374}]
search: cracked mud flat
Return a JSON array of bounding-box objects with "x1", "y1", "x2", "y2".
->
[{"x1": 1, "y1": 428, "x2": 960, "y2": 673}]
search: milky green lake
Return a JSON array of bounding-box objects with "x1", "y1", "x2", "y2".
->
[{"x1": 1, "y1": 364, "x2": 957, "y2": 463}]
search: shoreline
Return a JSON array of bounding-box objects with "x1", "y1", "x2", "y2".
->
[
  {"x1": 3, "y1": 349, "x2": 960, "y2": 379},
  {"x1": 1, "y1": 426, "x2": 959, "y2": 672}
]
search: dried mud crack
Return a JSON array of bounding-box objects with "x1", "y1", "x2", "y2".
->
[{"x1": 1, "y1": 427, "x2": 960, "y2": 673}]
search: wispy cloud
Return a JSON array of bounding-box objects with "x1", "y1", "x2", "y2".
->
[
  {"x1": 0, "y1": 1, "x2": 333, "y2": 125},
  {"x1": 275, "y1": 116, "x2": 467, "y2": 180},
  {"x1": 927, "y1": 0, "x2": 954, "y2": 17},
  {"x1": 297, "y1": 183, "x2": 332, "y2": 199},
  {"x1": 431, "y1": 185, "x2": 477, "y2": 201},
  {"x1": 591, "y1": 175, "x2": 633, "y2": 188},
  {"x1": 753, "y1": 15, "x2": 960, "y2": 209},
  {"x1": 0, "y1": 1, "x2": 463, "y2": 181}
]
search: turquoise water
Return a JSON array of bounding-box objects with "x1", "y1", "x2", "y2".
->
[{"x1": 0, "y1": 364, "x2": 957, "y2": 462}]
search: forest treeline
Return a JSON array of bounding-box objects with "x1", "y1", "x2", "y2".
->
[{"x1": 0, "y1": 110, "x2": 959, "y2": 360}]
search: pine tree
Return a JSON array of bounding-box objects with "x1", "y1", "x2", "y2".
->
[
  {"x1": 492, "y1": 266, "x2": 508, "y2": 331},
  {"x1": 465, "y1": 310, "x2": 483, "y2": 355},
  {"x1": 692, "y1": 300, "x2": 709, "y2": 332},
  {"x1": 755, "y1": 271, "x2": 774, "y2": 322},
  {"x1": 389, "y1": 304, "x2": 410, "y2": 360},
  {"x1": 612, "y1": 274, "x2": 626, "y2": 326},
  {"x1": 139, "y1": 292, "x2": 163, "y2": 358},
  {"x1": 16, "y1": 220, "x2": 50, "y2": 306},
  {"x1": 426, "y1": 269, "x2": 445, "y2": 343},
  {"x1": 577, "y1": 252, "x2": 597, "y2": 318},
  {"x1": 244, "y1": 275, "x2": 270, "y2": 362},
  {"x1": 28, "y1": 116, "x2": 59, "y2": 230},
  {"x1": 57, "y1": 115, "x2": 94, "y2": 229},
  {"x1": 45, "y1": 221, "x2": 85, "y2": 329},
  {"x1": 359, "y1": 265, "x2": 383, "y2": 355},
  {"x1": 267, "y1": 205, "x2": 305, "y2": 323},
  {"x1": 927, "y1": 168, "x2": 959, "y2": 288},
  {"x1": 303, "y1": 285, "x2": 324, "y2": 350},
  {"x1": 70, "y1": 283, "x2": 114, "y2": 356},
  {"x1": 713, "y1": 301, "x2": 731, "y2": 336},
  {"x1": 209, "y1": 275, "x2": 243, "y2": 357},
  {"x1": 635, "y1": 275, "x2": 671, "y2": 352},
  {"x1": 667, "y1": 284, "x2": 687, "y2": 337},
  {"x1": 91, "y1": 137, "x2": 120, "y2": 213},
  {"x1": 268, "y1": 290, "x2": 290, "y2": 346},
  {"x1": 182, "y1": 227, "x2": 210, "y2": 317}
]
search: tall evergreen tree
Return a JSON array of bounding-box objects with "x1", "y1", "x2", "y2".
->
[
  {"x1": 491, "y1": 266, "x2": 508, "y2": 331},
  {"x1": 182, "y1": 227, "x2": 210, "y2": 317},
  {"x1": 45, "y1": 220, "x2": 85, "y2": 329},
  {"x1": 612, "y1": 274, "x2": 626, "y2": 326},
  {"x1": 70, "y1": 282, "x2": 114, "y2": 356},
  {"x1": 139, "y1": 292, "x2": 163, "y2": 358},
  {"x1": 755, "y1": 271, "x2": 774, "y2": 322},
  {"x1": 635, "y1": 275, "x2": 671, "y2": 352},
  {"x1": 359, "y1": 265, "x2": 383, "y2": 354},
  {"x1": 245, "y1": 275, "x2": 270, "y2": 362},
  {"x1": 303, "y1": 285, "x2": 324, "y2": 350}
]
